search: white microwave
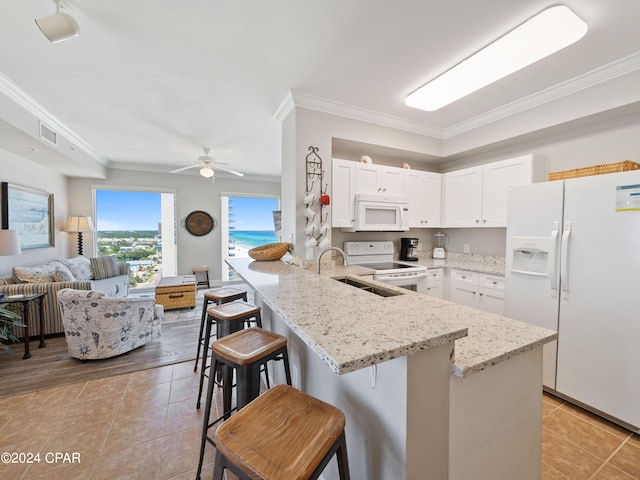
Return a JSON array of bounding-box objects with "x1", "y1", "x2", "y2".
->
[{"x1": 342, "y1": 194, "x2": 409, "y2": 232}]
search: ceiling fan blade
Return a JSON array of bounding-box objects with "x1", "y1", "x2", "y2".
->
[
  {"x1": 170, "y1": 164, "x2": 200, "y2": 173},
  {"x1": 215, "y1": 165, "x2": 244, "y2": 177}
]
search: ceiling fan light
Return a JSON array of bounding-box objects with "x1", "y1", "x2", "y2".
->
[{"x1": 200, "y1": 166, "x2": 214, "y2": 178}]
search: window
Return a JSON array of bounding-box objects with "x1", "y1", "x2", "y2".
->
[
  {"x1": 94, "y1": 188, "x2": 176, "y2": 291},
  {"x1": 221, "y1": 194, "x2": 280, "y2": 281}
]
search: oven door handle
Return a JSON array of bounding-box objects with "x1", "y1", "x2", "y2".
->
[{"x1": 376, "y1": 271, "x2": 428, "y2": 282}]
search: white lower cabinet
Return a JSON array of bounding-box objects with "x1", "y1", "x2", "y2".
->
[
  {"x1": 448, "y1": 269, "x2": 504, "y2": 315},
  {"x1": 426, "y1": 268, "x2": 444, "y2": 298}
]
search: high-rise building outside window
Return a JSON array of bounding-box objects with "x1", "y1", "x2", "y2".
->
[
  {"x1": 221, "y1": 194, "x2": 280, "y2": 281},
  {"x1": 94, "y1": 188, "x2": 176, "y2": 291}
]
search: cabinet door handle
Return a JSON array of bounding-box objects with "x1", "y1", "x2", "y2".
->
[
  {"x1": 475, "y1": 219, "x2": 480, "y2": 223},
  {"x1": 169, "y1": 294, "x2": 185, "y2": 298}
]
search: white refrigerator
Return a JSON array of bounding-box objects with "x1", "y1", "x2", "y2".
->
[{"x1": 505, "y1": 170, "x2": 640, "y2": 430}]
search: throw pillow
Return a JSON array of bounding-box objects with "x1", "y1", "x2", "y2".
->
[
  {"x1": 46, "y1": 260, "x2": 76, "y2": 281},
  {"x1": 62, "y1": 256, "x2": 93, "y2": 281},
  {"x1": 90, "y1": 256, "x2": 120, "y2": 280},
  {"x1": 13, "y1": 265, "x2": 57, "y2": 283},
  {"x1": 52, "y1": 267, "x2": 76, "y2": 282}
]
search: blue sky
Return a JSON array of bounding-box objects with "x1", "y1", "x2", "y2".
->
[
  {"x1": 95, "y1": 191, "x2": 279, "y2": 231},
  {"x1": 230, "y1": 196, "x2": 280, "y2": 231}
]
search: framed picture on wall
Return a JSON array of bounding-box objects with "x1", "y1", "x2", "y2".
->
[{"x1": 1, "y1": 182, "x2": 55, "y2": 249}]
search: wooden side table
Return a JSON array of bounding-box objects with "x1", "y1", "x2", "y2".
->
[{"x1": 0, "y1": 292, "x2": 47, "y2": 359}]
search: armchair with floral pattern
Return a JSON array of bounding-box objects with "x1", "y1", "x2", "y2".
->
[{"x1": 57, "y1": 288, "x2": 162, "y2": 360}]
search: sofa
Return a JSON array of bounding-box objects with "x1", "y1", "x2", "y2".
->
[
  {"x1": 0, "y1": 256, "x2": 130, "y2": 337},
  {"x1": 57, "y1": 288, "x2": 162, "y2": 360}
]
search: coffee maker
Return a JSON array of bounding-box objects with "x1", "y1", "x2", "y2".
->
[
  {"x1": 433, "y1": 232, "x2": 449, "y2": 259},
  {"x1": 400, "y1": 237, "x2": 419, "y2": 261}
]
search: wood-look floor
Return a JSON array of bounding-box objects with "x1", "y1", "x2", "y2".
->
[{"x1": 0, "y1": 319, "x2": 200, "y2": 398}]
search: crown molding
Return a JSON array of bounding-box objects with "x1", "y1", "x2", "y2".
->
[
  {"x1": 0, "y1": 72, "x2": 107, "y2": 164},
  {"x1": 445, "y1": 51, "x2": 640, "y2": 139},
  {"x1": 273, "y1": 91, "x2": 296, "y2": 123},
  {"x1": 276, "y1": 89, "x2": 445, "y2": 138}
]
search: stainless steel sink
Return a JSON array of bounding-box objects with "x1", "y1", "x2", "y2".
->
[{"x1": 332, "y1": 277, "x2": 404, "y2": 297}]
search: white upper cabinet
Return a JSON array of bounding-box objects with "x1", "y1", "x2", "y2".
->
[
  {"x1": 482, "y1": 155, "x2": 544, "y2": 226},
  {"x1": 355, "y1": 163, "x2": 405, "y2": 197},
  {"x1": 331, "y1": 159, "x2": 356, "y2": 228},
  {"x1": 334, "y1": 154, "x2": 544, "y2": 230},
  {"x1": 443, "y1": 166, "x2": 483, "y2": 227},
  {"x1": 405, "y1": 170, "x2": 442, "y2": 228},
  {"x1": 444, "y1": 154, "x2": 545, "y2": 227}
]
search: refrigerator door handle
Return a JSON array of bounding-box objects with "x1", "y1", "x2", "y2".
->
[
  {"x1": 548, "y1": 222, "x2": 560, "y2": 296},
  {"x1": 560, "y1": 221, "x2": 572, "y2": 299}
]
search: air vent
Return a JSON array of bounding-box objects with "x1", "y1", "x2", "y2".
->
[{"x1": 39, "y1": 122, "x2": 58, "y2": 146}]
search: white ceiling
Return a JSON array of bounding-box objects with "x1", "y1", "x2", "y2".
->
[{"x1": 1, "y1": 0, "x2": 640, "y2": 179}]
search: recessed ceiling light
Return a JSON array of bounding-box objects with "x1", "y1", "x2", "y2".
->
[{"x1": 405, "y1": 5, "x2": 588, "y2": 112}]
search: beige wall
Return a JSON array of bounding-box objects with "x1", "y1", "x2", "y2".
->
[
  {"x1": 3, "y1": 107, "x2": 639, "y2": 275},
  {"x1": 67, "y1": 169, "x2": 280, "y2": 282},
  {"x1": 286, "y1": 108, "x2": 640, "y2": 259},
  {"x1": 0, "y1": 149, "x2": 71, "y2": 277}
]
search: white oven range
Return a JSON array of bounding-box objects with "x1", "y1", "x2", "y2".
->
[{"x1": 344, "y1": 241, "x2": 428, "y2": 294}]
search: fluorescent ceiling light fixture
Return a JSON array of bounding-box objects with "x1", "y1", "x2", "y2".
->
[{"x1": 405, "y1": 5, "x2": 588, "y2": 112}]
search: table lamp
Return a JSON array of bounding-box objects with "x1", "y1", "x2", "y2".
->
[
  {"x1": 65, "y1": 216, "x2": 95, "y2": 256},
  {"x1": 0, "y1": 229, "x2": 22, "y2": 257}
]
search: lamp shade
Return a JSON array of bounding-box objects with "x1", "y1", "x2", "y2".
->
[
  {"x1": 0, "y1": 230, "x2": 22, "y2": 256},
  {"x1": 65, "y1": 216, "x2": 95, "y2": 233},
  {"x1": 35, "y1": 12, "x2": 79, "y2": 43}
]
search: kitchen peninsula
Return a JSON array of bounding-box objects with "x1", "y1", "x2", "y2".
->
[{"x1": 227, "y1": 257, "x2": 556, "y2": 480}]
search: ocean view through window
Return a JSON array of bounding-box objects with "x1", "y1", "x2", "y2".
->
[{"x1": 222, "y1": 195, "x2": 280, "y2": 280}]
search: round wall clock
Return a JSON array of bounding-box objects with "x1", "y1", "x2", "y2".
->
[{"x1": 184, "y1": 210, "x2": 216, "y2": 236}]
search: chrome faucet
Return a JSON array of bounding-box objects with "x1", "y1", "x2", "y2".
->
[{"x1": 316, "y1": 247, "x2": 348, "y2": 274}]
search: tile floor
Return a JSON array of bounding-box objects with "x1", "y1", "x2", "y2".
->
[
  {"x1": 0, "y1": 361, "x2": 638, "y2": 479},
  {"x1": 542, "y1": 392, "x2": 640, "y2": 479},
  {"x1": 0, "y1": 361, "x2": 227, "y2": 480}
]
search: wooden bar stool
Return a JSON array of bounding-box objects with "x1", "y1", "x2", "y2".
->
[
  {"x1": 210, "y1": 384, "x2": 350, "y2": 480},
  {"x1": 196, "y1": 301, "x2": 262, "y2": 409},
  {"x1": 196, "y1": 328, "x2": 293, "y2": 480},
  {"x1": 194, "y1": 287, "x2": 248, "y2": 372}
]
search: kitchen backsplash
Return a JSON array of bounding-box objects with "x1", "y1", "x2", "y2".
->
[{"x1": 413, "y1": 251, "x2": 506, "y2": 267}]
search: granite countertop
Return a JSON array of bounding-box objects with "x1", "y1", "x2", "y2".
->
[{"x1": 227, "y1": 258, "x2": 556, "y2": 378}]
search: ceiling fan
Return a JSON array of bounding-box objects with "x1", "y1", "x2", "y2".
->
[{"x1": 170, "y1": 148, "x2": 244, "y2": 180}]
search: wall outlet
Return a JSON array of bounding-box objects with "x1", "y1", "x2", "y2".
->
[
  {"x1": 417, "y1": 242, "x2": 423, "y2": 251},
  {"x1": 463, "y1": 244, "x2": 471, "y2": 253}
]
